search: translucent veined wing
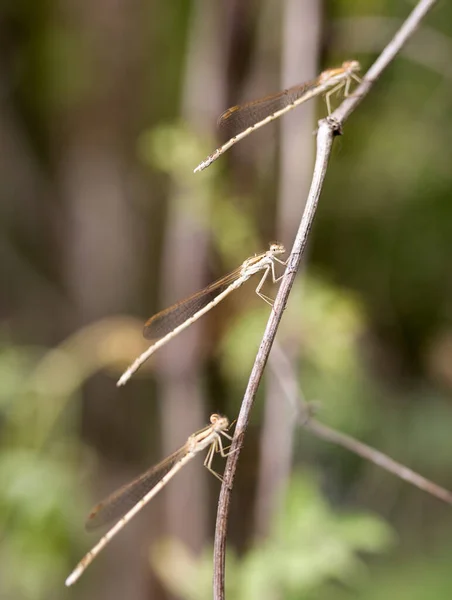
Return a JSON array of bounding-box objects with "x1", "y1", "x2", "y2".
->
[
  {"x1": 85, "y1": 447, "x2": 186, "y2": 531},
  {"x1": 217, "y1": 79, "x2": 319, "y2": 138},
  {"x1": 143, "y1": 266, "x2": 244, "y2": 341}
]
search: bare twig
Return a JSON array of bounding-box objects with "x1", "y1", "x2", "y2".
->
[
  {"x1": 306, "y1": 420, "x2": 452, "y2": 504},
  {"x1": 333, "y1": 17, "x2": 452, "y2": 81},
  {"x1": 334, "y1": 0, "x2": 439, "y2": 123},
  {"x1": 213, "y1": 1, "x2": 438, "y2": 599},
  {"x1": 270, "y1": 343, "x2": 452, "y2": 505}
]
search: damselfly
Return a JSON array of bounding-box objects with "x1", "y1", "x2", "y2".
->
[
  {"x1": 65, "y1": 413, "x2": 232, "y2": 586},
  {"x1": 194, "y1": 60, "x2": 361, "y2": 172},
  {"x1": 117, "y1": 242, "x2": 287, "y2": 386}
]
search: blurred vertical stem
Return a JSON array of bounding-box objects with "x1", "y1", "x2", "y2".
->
[
  {"x1": 55, "y1": 0, "x2": 149, "y2": 598},
  {"x1": 254, "y1": 0, "x2": 322, "y2": 540},
  {"x1": 154, "y1": 0, "x2": 229, "y2": 554}
]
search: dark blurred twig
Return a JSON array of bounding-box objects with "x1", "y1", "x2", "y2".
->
[
  {"x1": 305, "y1": 422, "x2": 452, "y2": 503},
  {"x1": 269, "y1": 343, "x2": 452, "y2": 505},
  {"x1": 213, "y1": 1, "x2": 438, "y2": 598}
]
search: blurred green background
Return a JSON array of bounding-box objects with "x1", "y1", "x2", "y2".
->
[{"x1": 1, "y1": 0, "x2": 452, "y2": 599}]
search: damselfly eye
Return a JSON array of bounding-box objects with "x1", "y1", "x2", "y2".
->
[
  {"x1": 210, "y1": 414, "x2": 229, "y2": 430},
  {"x1": 269, "y1": 242, "x2": 286, "y2": 255}
]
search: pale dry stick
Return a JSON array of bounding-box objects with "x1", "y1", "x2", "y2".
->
[
  {"x1": 117, "y1": 242, "x2": 287, "y2": 386},
  {"x1": 193, "y1": 60, "x2": 361, "y2": 172},
  {"x1": 270, "y1": 343, "x2": 452, "y2": 505},
  {"x1": 65, "y1": 414, "x2": 232, "y2": 587},
  {"x1": 213, "y1": 2, "x2": 439, "y2": 599}
]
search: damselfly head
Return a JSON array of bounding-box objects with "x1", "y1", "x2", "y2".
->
[
  {"x1": 319, "y1": 60, "x2": 361, "y2": 83},
  {"x1": 342, "y1": 60, "x2": 361, "y2": 75},
  {"x1": 210, "y1": 413, "x2": 230, "y2": 431},
  {"x1": 268, "y1": 242, "x2": 286, "y2": 256}
]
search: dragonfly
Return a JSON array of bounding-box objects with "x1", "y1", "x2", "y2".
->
[
  {"x1": 65, "y1": 413, "x2": 232, "y2": 586},
  {"x1": 117, "y1": 242, "x2": 287, "y2": 387},
  {"x1": 194, "y1": 60, "x2": 361, "y2": 172}
]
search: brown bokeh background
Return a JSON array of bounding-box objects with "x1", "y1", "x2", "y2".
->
[{"x1": 1, "y1": 1, "x2": 452, "y2": 599}]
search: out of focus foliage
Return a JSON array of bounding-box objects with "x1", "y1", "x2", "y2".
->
[
  {"x1": 151, "y1": 474, "x2": 394, "y2": 600},
  {"x1": 0, "y1": 345, "x2": 86, "y2": 599}
]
